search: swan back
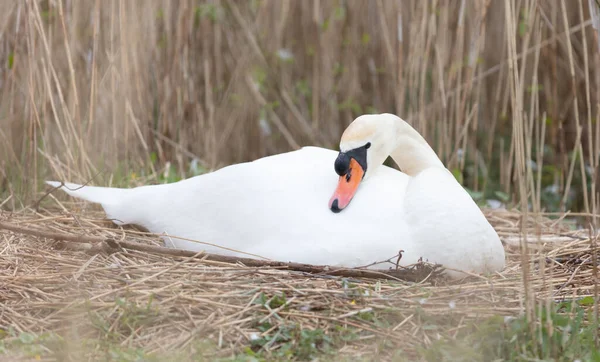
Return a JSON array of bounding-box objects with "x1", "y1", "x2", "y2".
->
[{"x1": 401, "y1": 167, "x2": 505, "y2": 276}]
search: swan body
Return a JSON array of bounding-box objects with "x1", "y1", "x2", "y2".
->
[{"x1": 47, "y1": 113, "x2": 505, "y2": 279}]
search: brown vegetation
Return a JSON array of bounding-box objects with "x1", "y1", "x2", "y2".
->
[
  {"x1": 0, "y1": 0, "x2": 599, "y2": 213},
  {"x1": 0, "y1": 207, "x2": 593, "y2": 360},
  {"x1": 2, "y1": 0, "x2": 600, "y2": 360}
]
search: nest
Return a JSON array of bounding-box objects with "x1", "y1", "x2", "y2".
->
[{"x1": 0, "y1": 204, "x2": 597, "y2": 361}]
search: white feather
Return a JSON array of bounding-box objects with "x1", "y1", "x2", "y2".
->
[{"x1": 47, "y1": 114, "x2": 505, "y2": 279}]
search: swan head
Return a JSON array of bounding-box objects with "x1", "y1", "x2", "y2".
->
[{"x1": 328, "y1": 113, "x2": 402, "y2": 213}]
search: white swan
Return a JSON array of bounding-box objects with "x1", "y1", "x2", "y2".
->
[{"x1": 47, "y1": 113, "x2": 505, "y2": 279}]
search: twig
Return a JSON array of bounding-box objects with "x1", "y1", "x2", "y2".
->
[
  {"x1": 336, "y1": 307, "x2": 373, "y2": 320},
  {"x1": 33, "y1": 170, "x2": 104, "y2": 212},
  {"x1": 0, "y1": 221, "x2": 442, "y2": 282}
]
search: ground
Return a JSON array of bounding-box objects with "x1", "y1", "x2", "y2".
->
[{"x1": 0, "y1": 205, "x2": 598, "y2": 362}]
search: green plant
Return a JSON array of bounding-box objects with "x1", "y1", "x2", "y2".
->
[{"x1": 422, "y1": 301, "x2": 600, "y2": 362}]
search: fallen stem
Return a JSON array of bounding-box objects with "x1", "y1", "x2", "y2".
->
[{"x1": 0, "y1": 221, "x2": 442, "y2": 283}]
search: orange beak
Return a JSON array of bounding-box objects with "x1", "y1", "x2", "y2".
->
[{"x1": 328, "y1": 158, "x2": 365, "y2": 213}]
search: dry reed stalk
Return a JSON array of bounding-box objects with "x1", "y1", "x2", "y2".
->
[
  {"x1": 0, "y1": 207, "x2": 597, "y2": 360},
  {"x1": 504, "y1": 0, "x2": 533, "y2": 326},
  {"x1": 2, "y1": 0, "x2": 600, "y2": 358},
  {"x1": 0, "y1": 220, "x2": 441, "y2": 283},
  {"x1": 0, "y1": 0, "x2": 595, "y2": 206}
]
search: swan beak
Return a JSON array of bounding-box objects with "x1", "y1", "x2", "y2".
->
[{"x1": 328, "y1": 158, "x2": 365, "y2": 213}]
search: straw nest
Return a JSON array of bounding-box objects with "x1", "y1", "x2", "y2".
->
[{"x1": 0, "y1": 201, "x2": 597, "y2": 361}]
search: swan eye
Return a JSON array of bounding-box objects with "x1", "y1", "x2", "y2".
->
[
  {"x1": 334, "y1": 153, "x2": 351, "y2": 176},
  {"x1": 334, "y1": 143, "x2": 369, "y2": 179}
]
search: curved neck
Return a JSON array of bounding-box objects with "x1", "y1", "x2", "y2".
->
[{"x1": 388, "y1": 121, "x2": 445, "y2": 176}]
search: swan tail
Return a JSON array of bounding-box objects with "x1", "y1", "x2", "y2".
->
[{"x1": 45, "y1": 181, "x2": 136, "y2": 225}]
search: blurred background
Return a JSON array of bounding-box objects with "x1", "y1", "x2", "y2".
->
[{"x1": 1, "y1": 0, "x2": 599, "y2": 214}]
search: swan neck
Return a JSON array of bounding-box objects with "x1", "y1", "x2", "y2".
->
[{"x1": 388, "y1": 122, "x2": 445, "y2": 176}]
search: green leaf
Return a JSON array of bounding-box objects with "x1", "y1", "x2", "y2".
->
[
  {"x1": 451, "y1": 168, "x2": 463, "y2": 184},
  {"x1": 494, "y1": 191, "x2": 510, "y2": 202},
  {"x1": 465, "y1": 188, "x2": 484, "y2": 200},
  {"x1": 334, "y1": 6, "x2": 346, "y2": 19},
  {"x1": 578, "y1": 296, "x2": 595, "y2": 306},
  {"x1": 19, "y1": 332, "x2": 35, "y2": 344},
  {"x1": 519, "y1": 22, "x2": 527, "y2": 37},
  {"x1": 361, "y1": 33, "x2": 370, "y2": 45}
]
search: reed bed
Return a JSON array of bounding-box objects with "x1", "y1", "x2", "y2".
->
[
  {"x1": 2, "y1": 0, "x2": 600, "y2": 360},
  {"x1": 0, "y1": 0, "x2": 599, "y2": 213},
  {"x1": 0, "y1": 205, "x2": 596, "y2": 361}
]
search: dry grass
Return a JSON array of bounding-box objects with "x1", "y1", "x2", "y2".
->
[
  {"x1": 2, "y1": 0, "x2": 600, "y2": 360},
  {"x1": 0, "y1": 205, "x2": 597, "y2": 361},
  {"x1": 0, "y1": 0, "x2": 599, "y2": 212}
]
